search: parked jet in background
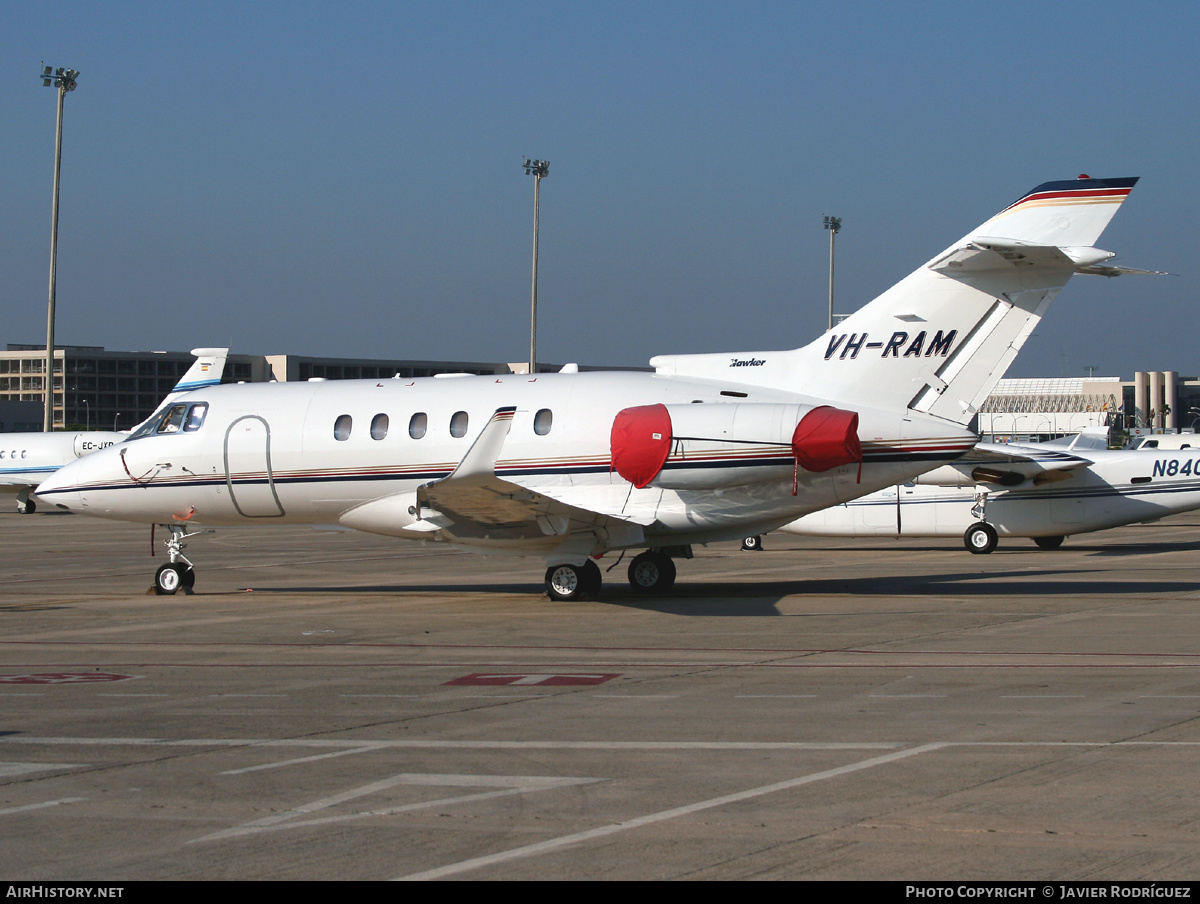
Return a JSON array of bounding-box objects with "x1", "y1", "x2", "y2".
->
[
  {"x1": 781, "y1": 428, "x2": 1200, "y2": 553},
  {"x1": 36, "y1": 177, "x2": 1144, "y2": 598},
  {"x1": 1, "y1": 348, "x2": 228, "y2": 513}
]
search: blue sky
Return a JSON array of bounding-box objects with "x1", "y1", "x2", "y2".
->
[{"x1": 3, "y1": 1, "x2": 1195, "y2": 377}]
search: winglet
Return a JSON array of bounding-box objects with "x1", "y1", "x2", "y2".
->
[{"x1": 442, "y1": 406, "x2": 517, "y2": 482}]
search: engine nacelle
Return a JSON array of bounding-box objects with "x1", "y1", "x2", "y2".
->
[
  {"x1": 73, "y1": 434, "x2": 119, "y2": 459},
  {"x1": 610, "y1": 402, "x2": 861, "y2": 491}
]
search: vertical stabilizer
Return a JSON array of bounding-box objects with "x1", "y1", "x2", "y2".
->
[
  {"x1": 129, "y1": 348, "x2": 229, "y2": 432},
  {"x1": 789, "y1": 177, "x2": 1138, "y2": 424}
]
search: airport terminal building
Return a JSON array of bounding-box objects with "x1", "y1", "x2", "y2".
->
[{"x1": 0, "y1": 346, "x2": 570, "y2": 430}]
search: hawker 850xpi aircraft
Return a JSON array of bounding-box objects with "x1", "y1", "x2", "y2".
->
[
  {"x1": 1, "y1": 348, "x2": 228, "y2": 514},
  {"x1": 37, "y1": 177, "x2": 1143, "y2": 598}
]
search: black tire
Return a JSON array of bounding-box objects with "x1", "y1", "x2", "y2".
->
[
  {"x1": 741, "y1": 535, "x2": 763, "y2": 551},
  {"x1": 16, "y1": 498, "x2": 35, "y2": 514},
  {"x1": 180, "y1": 566, "x2": 197, "y2": 589},
  {"x1": 579, "y1": 559, "x2": 602, "y2": 597},
  {"x1": 545, "y1": 562, "x2": 597, "y2": 601},
  {"x1": 155, "y1": 563, "x2": 184, "y2": 595},
  {"x1": 964, "y1": 522, "x2": 998, "y2": 555},
  {"x1": 1033, "y1": 535, "x2": 1065, "y2": 550},
  {"x1": 627, "y1": 552, "x2": 677, "y2": 594}
]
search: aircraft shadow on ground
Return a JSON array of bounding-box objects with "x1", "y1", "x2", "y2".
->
[{"x1": 236, "y1": 567, "x2": 1200, "y2": 617}]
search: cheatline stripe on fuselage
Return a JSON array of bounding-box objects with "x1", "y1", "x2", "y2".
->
[
  {"x1": 839, "y1": 482, "x2": 1200, "y2": 508},
  {"x1": 35, "y1": 438, "x2": 976, "y2": 497}
]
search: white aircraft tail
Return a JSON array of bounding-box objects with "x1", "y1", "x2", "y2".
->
[
  {"x1": 129, "y1": 347, "x2": 229, "y2": 433},
  {"x1": 652, "y1": 176, "x2": 1139, "y2": 426}
]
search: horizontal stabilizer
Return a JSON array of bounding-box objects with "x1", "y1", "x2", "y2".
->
[{"x1": 914, "y1": 442, "x2": 1091, "y2": 488}]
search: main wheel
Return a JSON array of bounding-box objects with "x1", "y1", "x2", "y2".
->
[
  {"x1": 628, "y1": 552, "x2": 677, "y2": 594},
  {"x1": 741, "y1": 535, "x2": 763, "y2": 551},
  {"x1": 16, "y1": 498, "x2": 35, "y2": 514},
  {"x1": 155, "y1": 563, "x2": 186, "y2": 595},
  {"x1": 179, "y1": 565, "x2": 197, "y2": 589},
  {"x1": 545, "y1": 562, "x2": 599, "y2": 601},
  {"x1": 1033, "y1": 535, "x2": 1065, "y2": 550},
  {"x1": 964, "y1": 522, "x2": 998, "y2": 555}
]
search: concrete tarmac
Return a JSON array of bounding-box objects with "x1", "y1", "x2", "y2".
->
[{"x1": 2, "y1": 509, "x2": 1200, "y2": 880}]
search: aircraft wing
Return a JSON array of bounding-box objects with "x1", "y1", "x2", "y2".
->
[
  {"x1": 339, "y1": 407, "x2": 651, "y2": 556},
  {"x1": 914, "y1": 442, "x2": 1092, "y2": 488}
]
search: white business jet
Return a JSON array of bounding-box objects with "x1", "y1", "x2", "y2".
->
[
  {"x1": 780, "y1": 427, "x2": 1200, "y2": 553},
  {"x1": 36, "y1": 177, "x2": 1143, "y2": 598},
  {"x1": 0, "y1": 348, "x2": 228, "y2": 513}
]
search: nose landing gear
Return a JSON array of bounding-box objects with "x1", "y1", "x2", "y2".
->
[{"x1": 152, "y1": 523, "x2": 212, "y2": 595}]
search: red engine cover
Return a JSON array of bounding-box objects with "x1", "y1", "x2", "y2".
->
[
  {"x1": 791, "y1": 406, "x2": 862, "y2": 472},
  {"x1": 610, "y1": 403, "x2": 673, "y2": 488}
]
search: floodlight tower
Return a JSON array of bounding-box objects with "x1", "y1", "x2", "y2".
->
[
  {"x1": 40, "y1": 64, "x2": 80, "y2": 431},
  {"x1": 823, "y1": 215, "x2": 842, "y2": 332},
  {"x1": 524, "y1": 158, "x2": 549, "y2": 374}
]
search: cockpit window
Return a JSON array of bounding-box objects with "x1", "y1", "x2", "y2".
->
[
  {"x1": 129, "y1": 401, "x2": 210, "y2": 440},
  {"x1": 184, "y1": 403, "x2": 208, "y2": 432},
  {"x1": 157, "y1": 405, "x2": 188, "y2": 434}
]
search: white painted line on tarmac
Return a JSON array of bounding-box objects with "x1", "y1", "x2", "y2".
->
[
  {"x1": 0, "y1": 762, "x2": 85, "y2": 777},
  {"x1": 194, "y1": 773, "x2": 603, "y2": 843},
  {"x1": 220, "y1": 745, "x2": 385, "y2": 775},
  {"x1": 395, "y1": 742, "x2": 949, "y2": 881},
  {"x1": 0, "y1": 736, "x2": 906, "y2": 751},
  {"x1": 0, "y1": 797, "x2": 85, "y2": 815}
]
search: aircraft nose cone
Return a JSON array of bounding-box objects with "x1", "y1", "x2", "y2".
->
[{"x1": 35, "y1": 453, "x2": 94, "y2": 511}]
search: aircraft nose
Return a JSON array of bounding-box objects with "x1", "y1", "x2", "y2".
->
[{"x1": 35, "y1": 449, "x2": 104, "y2": 511}]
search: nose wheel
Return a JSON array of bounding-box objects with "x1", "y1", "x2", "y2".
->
[
  {"x1": 153, "y1": 523, "x2": 211, "y2": 595},
  {"x1": 155, "y1": 562, "x2": 196, "y2": 595}
]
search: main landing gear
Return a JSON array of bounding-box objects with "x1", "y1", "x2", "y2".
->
[
  {"x1": 964, "y1": 521, "x2": 998, "y2": 555},
  {"x1": 152, "y1": 523, "x2": 211, "y2": 595},
  {"x1": 1033, "y1": 535, "x2": 1065, "y2": 550},
  {"x1": 964, "y1": 488, "x2": 998, "y2": 555},
  {"x1": 543, "y1": 549, "x2": 681, "y2": 601}
]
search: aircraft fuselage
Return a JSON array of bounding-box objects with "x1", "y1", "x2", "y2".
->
[{"x1": 39, "y1": 370, "x2": 975, "y2": 554}]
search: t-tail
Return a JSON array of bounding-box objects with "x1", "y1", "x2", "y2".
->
[
  {"x1": 129, "y1": 347, "x2": 229, "y2": 433},
  {"x1": 652, "y1": 176, "x2": 1141, "y2": 426}
]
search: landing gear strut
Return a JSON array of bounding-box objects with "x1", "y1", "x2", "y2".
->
[
  {"x1": 153, "y1": 523, "x2": 210, "y2": 595},
  {"x1": 16, "y1": 488, "x2": 35, "y2": 514}
]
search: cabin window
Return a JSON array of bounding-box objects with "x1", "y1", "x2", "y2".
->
[
  {"x1": 534, "y1": 408, "x2": 553, "y2": 436},
  {"x1": 409, "y1": 412, "x2": 427, "y2": 439},
  {"x1": 334, "y1": 414, "x2": 353, "y2": 441},
  {"x1": 370, "y1": 413, "x2": 389, "y2": 440},
  {"x1": 450, "y1": 411, "x2": 469, "y2": 438}
]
